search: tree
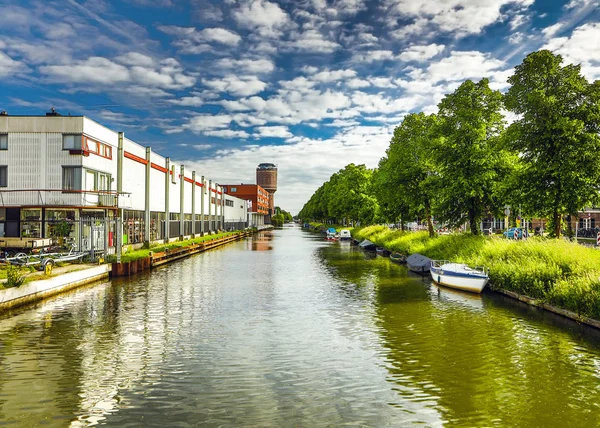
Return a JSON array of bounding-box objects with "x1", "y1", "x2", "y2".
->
[
  {"x1": 436, "y1": 78, "x2": 507, "y2": 235},
  {"x1": 504, "y1": 50, "x2": 600, "y2": 238},
  {"x1": 377, "y1": 113, "x2": 439, "y2": 237}
]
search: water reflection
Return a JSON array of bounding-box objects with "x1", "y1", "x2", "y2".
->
[{"x1": 1, "y1": 227, "x2": 600, "y2": 426}]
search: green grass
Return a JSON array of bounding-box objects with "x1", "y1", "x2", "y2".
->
[
  {"x1": 108, "y1": 231, "x2": 247, "y2": 263},
  {"x1": 353, "y1": 226, "x2": 600, "y2": 319}
]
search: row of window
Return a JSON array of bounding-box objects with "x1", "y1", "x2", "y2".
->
[{"x1": 0, "y1": 134, "x2": 113, "y2": 159}]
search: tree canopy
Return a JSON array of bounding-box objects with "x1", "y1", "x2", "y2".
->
[{"x1": 299, "y1": 49, "x2": 600, "y2": 238}]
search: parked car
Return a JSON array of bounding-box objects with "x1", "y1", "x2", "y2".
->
[{"x1": 503, "y1": 227, "x2": 527, "y2": 239}]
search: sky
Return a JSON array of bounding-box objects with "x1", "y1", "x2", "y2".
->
[{"x1": 0, "y1": 0, "x2": 599, "y2": 214}]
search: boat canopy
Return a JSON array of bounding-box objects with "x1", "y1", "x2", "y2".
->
[{"x1": 327, "y1": 227, "x2": 337, "y2": 234}]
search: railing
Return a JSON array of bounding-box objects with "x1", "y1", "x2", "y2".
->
[{"x1": 0, "y1": 189, "x2": 120, "y2": 207}]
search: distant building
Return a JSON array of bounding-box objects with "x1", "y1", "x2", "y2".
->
[
  {"x1": 221, "y1": 184, "x2": 270, "y2": 227},
  {"x1": 256, "y1": 163, "x2": 277, "y2": 215}
]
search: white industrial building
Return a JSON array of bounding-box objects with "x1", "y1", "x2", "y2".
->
[{"x1": 0, "y1": 111, "x2": 249, "y2": 254}]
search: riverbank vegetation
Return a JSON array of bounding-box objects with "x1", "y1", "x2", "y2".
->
[
  {"x1": 354, "y1": 226, "x2": 600, "y2": 319},
  {"x1": 298, "y1": 50, "x2": 600, "y2": 240},
  {"x1": 107, "y1": 230, "x2": 249, "y2": 263}
]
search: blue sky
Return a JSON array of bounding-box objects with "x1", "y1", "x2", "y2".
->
[{"x1": 0, "y1": 0, "x2": 598, "y2": 213}]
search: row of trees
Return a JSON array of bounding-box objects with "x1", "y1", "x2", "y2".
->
[
  {"x1": 271, "y1": 206, "x2": 293, "y2": 227},
  {"x1": 298, "y1": 50, "x2": 600, "y2": 238}
]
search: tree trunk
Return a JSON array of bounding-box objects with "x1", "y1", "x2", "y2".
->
[
  {"x1": 469, "y1": 199, "x2": 479, "y2": 235},
  {"x1": 553, "y1": 209, "x2": 561, "y2": 238},
  {"x1": 425, "y1": 200, "x2": 434, "y2": 238},
  {"x1": 565, "y1": 214, "x2": 573, "y2": 239}
]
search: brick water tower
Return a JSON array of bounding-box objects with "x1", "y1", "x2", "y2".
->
[{"x1": 256, "y1": 163, "x2": 277, "y2": 215}]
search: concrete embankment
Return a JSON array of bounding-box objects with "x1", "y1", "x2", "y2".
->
[{"x1": 0, "y1": 264, "x2": 111, "y2": 312}]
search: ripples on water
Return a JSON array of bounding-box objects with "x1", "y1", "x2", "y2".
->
[{"x1": 1, "y1": 226, "x2": 600, "y2": 427}]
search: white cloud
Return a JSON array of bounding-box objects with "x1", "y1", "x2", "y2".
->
[
  {"x1": 204, "y1": 129, "x2": 250, "y2": 139},
  {"x1": 542, "y1": 22, "x2": 564, "y2": 38},
  {"x1": 116, "y1": 52, "x2": 155, "y2": 67},
  {"x1": 200, "y1": 28, "x2": 242, "y2": 45},
  {"x1": 183, "y1": 125, "x2": 393, "y2": 214},
  {"x1": 39, "y1": 56, "x2": 195, "y2": 91},
  {"x1": 408, "y1": 51, "x2": 505, "y2": 84},
  {"x1": 346, "y1": 78, "x2": 371, "y2": 88},
  {"x1": 312, "y1": 69, "x2": 356, "y2": 82},
  {"x1": 214, "y1": 58, "x2": 276, "y2": 74},
  {"x1": 544, "y1": 22, "x2": 600, "y2": 80},
  {"x1": 232, "y1": 0, "x2": 293, "y2": 36},
  {"x1": 40, "y1": 57, "x2": 130, "y2": 84},
  {"x1": 399, "y1": 44, "x2": 445, "y2": 62},
  {"x1": 168, "y1": 96, "x2": 204, "y2": 107},
  {"x1": 352, "y1": 50, "x2": 394, "y2": 63},
  {"x1": 158, "y1": 25, "x2": 242, "y2": 53},
  {"x1": 255, "y1": 126, "x2": 293, "y2": 138},
  {"x1": 203, "y1": 75, "x2": 267, "y2": 97},
  {"x1": 288, "y1": 29, "x2": 341, "y2": 53},
  {"x1": 0, "y1": 51, "x2": 25, "y2": 77},
  {"x1": 384, "y1": 0, "x2": 534, "y2": 37}
]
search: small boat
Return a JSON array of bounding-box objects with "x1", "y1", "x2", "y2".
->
[
  {"x1": 389, "y1": 252, "x2": 406, "y2": 264},
  {"x1": 376, "y1": 247, "x2": 391, "y2": 257},
  {"x1": 339, "y1": 229, "x2": 352, "y2": 240},
  {"x1": 325, "y1": 227, "x2": 338, "y2": 240},
  {"x1": 430, "y1": 260, "x2": 489, "y2": 293},
  {"x1": 406, "y1": 253, "x2": 431, "y2": 274},
  {"x1": 358, "y1": 239, "x2": 376, "y2": 251}
]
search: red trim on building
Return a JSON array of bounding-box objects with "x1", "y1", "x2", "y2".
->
[
  {"x1": 195, "y1": 181, "x2": 204, "y2": 187},
  {"x1": 151, "y1": 162, "x2": 168, "y2": 173},
  {"x1": 184, "y1": 177, "x2": 194, "y2": 183},
  {"x1": 124, "y1": 151, "x2": 149, "y2": 165}
]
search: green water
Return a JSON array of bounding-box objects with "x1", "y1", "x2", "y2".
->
[{"x1": 0, "y1": 226, "x2": 599, "y2": 427}]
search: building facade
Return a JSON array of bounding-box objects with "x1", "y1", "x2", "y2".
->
[
  {"x1": 0, "y1": 113, "x2": 248, "y2": 252},
  {"x1": 221, "y1": 184, "x2": 270, "y2": 227}
]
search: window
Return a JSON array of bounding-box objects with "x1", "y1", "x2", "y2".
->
[
  {"x1": 0, "y1": 166, "x2": 6, "y2": 187},
  {"x1": 63, "y1": 134, "x2": 81, "y2": 150},
  {"x1": 171, "y1": 165, "x2": 176, "y2": 184},
  {"x1": 0, "y1": 134, "x2": 7, "y2": 150},
  {"x1": 230, "y1": 187, "x2": 237, "y2": 192},
  {"x1": 226, "y1": 200, "x2": 234, "y2": 207},
  {"x1": 62, "y1": 166, "x2": 82, "y2": 190}
]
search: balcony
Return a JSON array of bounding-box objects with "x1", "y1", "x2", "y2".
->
[{"x1": 0, "y1": 189, "x2": 121, "y2": 208}]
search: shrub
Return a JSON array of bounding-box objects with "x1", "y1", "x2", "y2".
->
[{"x1": 6, "y1": 265, "x2": 27, "y2": 288}]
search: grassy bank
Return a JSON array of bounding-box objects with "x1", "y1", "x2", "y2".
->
[
  {"x1": 108, "y1": 230, "x2": 249, "y2": 263},
  {"x1": 353, "y1": 226, "x2": 600, "y2": 319}
]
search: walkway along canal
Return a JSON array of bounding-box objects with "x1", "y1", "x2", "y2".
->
[{"x1": 1, "y1": 225, "x2": 600, "y2": 426}]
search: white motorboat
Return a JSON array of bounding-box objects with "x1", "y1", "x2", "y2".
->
[
  {"x1": 339, "y1": 229, "x2": 352, "y2": 240},
  {"x1": 429, "y1": 260, "x2": 489, "y2": 293}
]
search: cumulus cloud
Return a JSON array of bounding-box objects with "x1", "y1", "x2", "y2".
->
[
  {"x1": 232, "y1": 0, "x2": 293, "y2": 37},
  {"x1": 352, "y1": 50, "x2": 395, "y2": 63},
  {"x1": 214, "y1": 58, "x2": 276, "y2": 74},
  {"x1": 383, "y1": 0, "x2": 534, "y2": 38},
  {"x1": 254, "y1": 126, "x2": 293, "y2": 138},
  {"x1": 0, "y1": 51, "x2": 26, "y2": 77},
  {"x1": 203, "y1": 75, "x2": 268, "y2": 97},
  {"x1": 39, "y1": 56, "x2": 195, "y2": 91},
  {"x1": 399, "y1": 44, "x2": 445, "y2": 62},
  {"x1": 544, "y1": 22, "x2": 600, "y2": 80}
]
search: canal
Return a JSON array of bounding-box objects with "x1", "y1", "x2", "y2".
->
[{"x1": 1, "y1": 226, "x2": 600, "y2": 426}]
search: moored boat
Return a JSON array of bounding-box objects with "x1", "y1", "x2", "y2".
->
[
  {"x1": 358, "y1": 239, "x2": 376, "y2": 251},
  {"x1": 326, "y1": 227, "x2": 338, "y2": 240},
  {"x1": 376, "y1": 247, "x2": 391, "y2": 257},
  {"x1": 389, "y1": 252, "x2": 406, "y2": 264},
  {"x1": 406, "y1": 253, "x2": 431, "y2": 274},
  {"x1": 339, "y1": 229, "x2": 352, "y2": 240},
  {"x1": 429, "y1": 260, "x2": 489, "y2": 293}
]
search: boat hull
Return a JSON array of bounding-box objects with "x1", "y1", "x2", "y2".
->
[
  {"x1": 406, "y1": 253, "x2": 431, "y2": 273},
  {"x1": 430, "y1": 266, "x2": 488, "y2": 293}
]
